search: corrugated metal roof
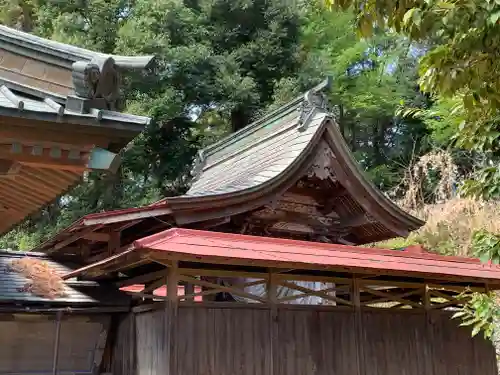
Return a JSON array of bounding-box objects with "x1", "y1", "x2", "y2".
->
[
  {"x1": 0, "y1": 250, "x2": 130, "y2": 306},
  {"x1": 136, "y1": 229, "x2": 500, "y2": 282},
  {"x1": 65, "y1": 228, "x2": 500, "y2": 285}
]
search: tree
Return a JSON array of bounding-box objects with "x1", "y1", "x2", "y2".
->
[
  {"x1": 326, "y1": 0, "x2": 500, "y2": 339},
  {"x1": 273, "y1": 5, "x2": 432, "y2": 191},
  {"x1": 326, "y1": 0, "x2": 500, "y2": 195}
]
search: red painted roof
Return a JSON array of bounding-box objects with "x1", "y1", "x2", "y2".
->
[
  {"x1": 120, "y1": 284, "x2": 203, "y2": 301},
  {"x1": 130, "y1": 228, "x2": 500, "y2": 283}
]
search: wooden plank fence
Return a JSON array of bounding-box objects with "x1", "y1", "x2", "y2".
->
[{"x1": 111, "y1": 306, "x2": 497, "y2": 375}]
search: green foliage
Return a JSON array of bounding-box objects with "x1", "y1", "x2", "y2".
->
[
  {"x1": 327, "y1": 0, "x2": 500, "y2": 189},
  {"x1": 274, "y1": 7, "x2": 432, "y2": 191},
  {"x1": 472, "y1": 229, "x2": 500, "y2": 264},
  {"x1": 452, "y1": 291, "x2": 499, "y2": 340}
]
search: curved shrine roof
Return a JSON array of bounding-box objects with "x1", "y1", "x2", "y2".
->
[{"x1": 35, "y1": 79, "x2": 424, "y2": 259}]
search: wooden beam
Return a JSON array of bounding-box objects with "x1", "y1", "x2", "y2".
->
[
  {"x1": 108, "y1": 231, "x2": 121, "y2": 255},
  {"x1": 116, "y1": 269, "x2": 168, "y2": 288},
  {"x1": 81, "y1": 232, "x2": 111, "y2": 242},
  {"x1": 279, "y1": 280, "x2": 352, "y2": 306},
  {"x1": 0, "y1": 120, "x2": 110, "y2": 147},
  {"x1": 82, "y1": 207, "x2": 173, "y2": 226},
  {"x1": 0, "y1": 143, "x2": 90, "y2": 171},
  {"x1": 47, "y1": 226, "x2": 101, "y2": 254},
  {"x1": 361, "y1": 286, "x2": 423, "y2": 309},
  {"x1": 143, "y1": 276, "x2": 166, "y2": 294},
  {"x1": 179, "y1": 274, "x2": 267, "y2": 303},
  {"x1": 268, "y1": 269, "x2": 277, "y2": 375},
  {"x1": 0, "y1": 143, "x2": 121, "y2": 174}
]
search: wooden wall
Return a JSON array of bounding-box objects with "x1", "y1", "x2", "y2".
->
[
  {"x1": 0, "y1": 313, "x2": 110, "y2": 375},
  {"x1": 112, "y1": 306, "x2": 497, "y2": 375}
]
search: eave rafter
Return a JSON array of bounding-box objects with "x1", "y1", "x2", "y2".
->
[{"x1": 0, "y1": 142, "x2": 120, "y2": 173}]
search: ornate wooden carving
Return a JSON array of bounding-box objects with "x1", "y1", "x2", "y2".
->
[
  {"x1": 298, "y1": 88, "x2": 329, "y2": 130},
  {"x1": 308, "y1": 141, "x2": 336, "y2": 181}
]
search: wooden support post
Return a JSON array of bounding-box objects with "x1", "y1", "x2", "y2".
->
[
  {"x1": 424, "y1": 284, "x2": 431, "y2": 310},
  {"x1": 184, "y1": 282, "x2": 194, "y2": 302},
  {"x1": 352, "y1": 277, "x2": 361, "y2": 310},
  {"x1": 52, "y1": 311, "x2": 63, "y2": 375},
  {"x1": 352, "y1": 276, "x2": 364, "y2": 375},
  {"x1": 165, "y1": 261, "x2": 179, "y2": 375},
  {"x1": 267, "y1": 270, "x2": 278, "y2": 375},
  {"x1": 107, "y1": 231, "x2": 121, "y2": 256}
]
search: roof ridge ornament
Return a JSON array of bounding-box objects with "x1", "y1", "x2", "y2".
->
[
  {"x1": 189, "y1": 77, "x2": 333, "y2": 181},
  {"x1": 67, "y1": 56, "x2": 121, "y2": 113},
  {"x1": 297, "y1": 77, "x2": 332, "y2": 131},
  {"x1": 190, "y1": 150, "x2": 206, "y2": 182}
]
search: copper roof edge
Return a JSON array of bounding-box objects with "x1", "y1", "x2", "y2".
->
[{"x1": 0, "y1": 25, "x2": 155, "y2": 70}]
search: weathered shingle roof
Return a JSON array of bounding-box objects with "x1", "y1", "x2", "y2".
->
[
  {"x1": 0, "y1": 250, "x2": 130, "y2": 307},
  {"x1": 188, "y1": 108, "x2": 324, "y2": 197}
]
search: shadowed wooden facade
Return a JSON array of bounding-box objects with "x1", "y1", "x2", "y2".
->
[
  {"x1": 109, "y1": 307, "x2": 496, "y2": 375},
  {"x1": 0, "y1": 249, "x2": 131, "y2": 375}
]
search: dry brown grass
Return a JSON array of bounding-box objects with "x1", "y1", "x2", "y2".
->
[
  {"x1": 8, "y1": 257, "x2": 66, "y2": 299},
  {"x1": 377, "y1": 198, "x2": 500, "y2": 256}
]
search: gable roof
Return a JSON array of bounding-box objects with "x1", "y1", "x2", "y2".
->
[{"x1": 35, "y1": 79, "x2": 424, "y2": 258}]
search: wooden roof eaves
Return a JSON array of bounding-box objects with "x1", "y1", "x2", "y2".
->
[
  {"x1": 169, "y1": 116, "x2": 423, "y2": 237},
  {"x1": 0, "y1": 100, "x2": 148, "y2": 131},
  {"x1": 61, "y1": 228, "x2": 500, "y2": 286},
  {"x1": 0, "y1": 173, "x2": 83, "y2": 236},
  {"x1": 33, "y1": 112, "x2": 424, "y2": 255},
  {"x1": 322, "y1": 123, "x2": 425, "y2": 233},
  {"x1": 0, "y1": 25, "x2": 155, "y2": 70}
]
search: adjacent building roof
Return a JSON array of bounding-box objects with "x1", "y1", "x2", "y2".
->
[
  {"x1": 0, "y1": 25, "x2": 154, "y2": 71},
  {"x1": 0, "y1": 25, "x2": 155, "y2": 235},
  {"x1": 0, "y1": 250, "x2": 130, "y2": 309},
  {"x1": 63, "y1": 228, "x2": 500, "y2": 288},
  {"x1": 35, "y1": 79, "x2": 423, "y2": 260}
]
